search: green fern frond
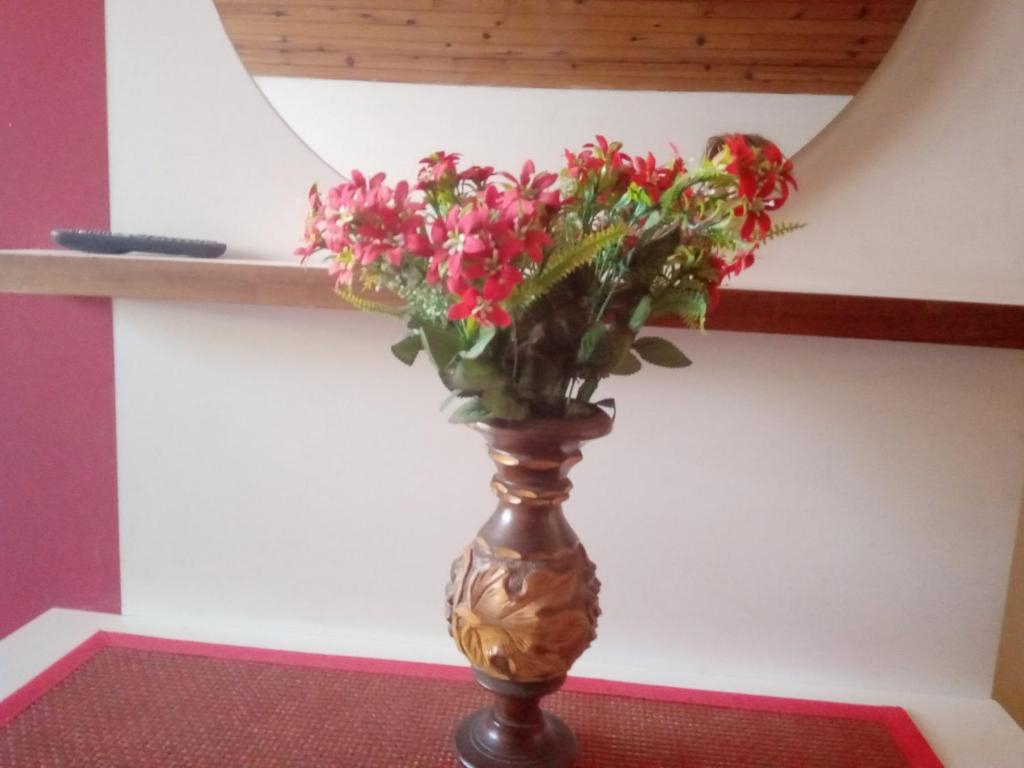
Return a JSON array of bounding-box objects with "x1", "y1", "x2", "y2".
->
[
  {"x1": 509, "y1": 224, "x2": 626, "y2": 309},
  {"x1": 764, "y1": 221, "x2": 806, "y2": 241},
  {"x1": 660, "y1": 166, "x2": 736, "y2": 214},
  {"x1": 649, "y1": 287, "x2": 708, "y2": 328},
  {"x1": 337, "y1": 288, "x2": 406, "y2": 315}
]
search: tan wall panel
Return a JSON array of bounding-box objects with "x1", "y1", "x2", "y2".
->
[{"x1": 994, "y1": 495, "x2": 1024, "y2": 726}]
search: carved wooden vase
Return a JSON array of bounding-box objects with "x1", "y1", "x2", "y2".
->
[{"x1": 445, "y1": 408, "x2": 613, "y2": 768}]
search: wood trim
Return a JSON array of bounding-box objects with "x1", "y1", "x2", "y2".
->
[
  {"x1": 703, "y1": 289, "x2": 1024, "y2": 349},
  {"x1": 2, "y1": 250, "x2": 1022, "y2": 349},
  {"x1": 212, "y1": 0, "x2": 917, "y2": 96},
  {"x1": 0, "y1": 250, "x2": 342, "y2": 310}
]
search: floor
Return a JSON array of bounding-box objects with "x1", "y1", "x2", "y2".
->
[{"x1": 1, "y1": 609, "x2": 1022, "y2": 767}]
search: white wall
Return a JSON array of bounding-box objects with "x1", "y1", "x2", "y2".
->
[
  {"x1": 107, "y1": 0, "x2": 1024, "y2": 700},
  {"x1": 255, "y1": 76, "x2": 848, "y2": 180}
]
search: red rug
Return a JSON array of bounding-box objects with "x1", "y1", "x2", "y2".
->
[{"x1": 0, "y1": 632, "x2": 941, "y2": 767}]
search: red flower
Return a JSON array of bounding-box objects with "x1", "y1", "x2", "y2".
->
[
  {"x1": 425, "y1": 196, "x2": 529, "y2": 327},
  {"x1": 723, "y1": 135, "x2": 758, "y2": 201},
  {"x1": 713, "y1": 250, "x2": 756, "y2": 280},
  {"x1": 564, "y1": 135, "x2": 633, "y2": 201},
  {"x1": 499, "y1": 159, "x2": 561, "y2": 220},
  {"x1": 297, "y1": 135, "x2": 796, "y2": 332},
  {"x1": 482, "y1": 263, "x2": 523, "y2": 302},
  {"x1": 707, "y1": 250, "x2": 757, "y2": 308},
  {"x1": 716, "y1": 135, "x2": 797, "y2": 242},
  {"x1": 447, "y1": 287, "x2": 513, "y2": 327},
  {"x1": 500, "y1": 228, "x2": 551, "y2": 264},
  {"x1": 629, "y1": 151, "x2": 684, "y2": 204},
  {"x1": 295, "y1": 184, "x2": 325, "y2": 262},
  {"x1": 735, "y1": 201, "x2": 772, "y2": 241},
  {"x1": 459, "y1": 165, "x2": 494, "y2": 186},
  {"x1": 417, "y1": 151, "x2": 461, "y2": 191}
]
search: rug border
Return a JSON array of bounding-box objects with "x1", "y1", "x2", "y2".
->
[{"x1": 0, "y1": 630, "x2": 943, "y2": 767}]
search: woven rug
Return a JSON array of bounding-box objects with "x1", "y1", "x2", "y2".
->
[{"x1": 0, "y1": 632, "x2": 941, "y2": 767}]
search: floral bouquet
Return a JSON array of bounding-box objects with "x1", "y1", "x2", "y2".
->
[{"x1": 297, "y1": 135, "x2": 798, "y2": 421}]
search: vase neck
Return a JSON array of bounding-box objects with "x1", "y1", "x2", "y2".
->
[
  {"x1": 473, "y1": 416, "x2": 611, "y2": 557},
  {"x1": 487, "y1": 440, "x2": 581, "y2": 509}
]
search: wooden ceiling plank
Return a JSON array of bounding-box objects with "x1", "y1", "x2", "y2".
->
[
  {"x1": 216, "y1": 0, "x2": 914, "y2": 21},
  {"x1": 249, "y1": 53, "x2": 872, "y2": 83},
  {"x1": 222, "y1": 19, "x2": 900, "y2": 54},
  {"x1": 233, "y1": 36, "x2": 887, "y2": 66},
  {"x1": 694, "y1": 1, "x2": 914, "y2": 22},
  {"x1": 219, "y1": 8, "x2": 907, "y2": 37}
]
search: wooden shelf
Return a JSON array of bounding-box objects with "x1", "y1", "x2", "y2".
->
[{"x1": 2, "y1": 249, "x2": 1022, "y2": 349}]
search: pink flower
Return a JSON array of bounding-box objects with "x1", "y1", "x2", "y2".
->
[
  {"x1": 459, "y1": 165, "x2": 494, "y2": 186},
  {"x1": 314, "y1": 172, "x2": 429, "y2": 270},
  {"x1": 499, "y1": 160, "x2": 561, "y2": 219},
  {"x1": 417, "y1": 151, "x2": 461, "y2": 191},
  {"x1": 426, "y1": 198, "x2": 526, "y2": 327},
  {"x1": 327, "y1": 256, "x2": 356, "y2": 289}
]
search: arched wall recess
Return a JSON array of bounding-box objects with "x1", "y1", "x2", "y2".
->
[{"x1": 37, "y1": 1, "x2": 1023, "y2": 728}]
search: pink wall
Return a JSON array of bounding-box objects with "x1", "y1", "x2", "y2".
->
[{"x1": 0, "y1": 0, "x2": 120, "y2": 637}]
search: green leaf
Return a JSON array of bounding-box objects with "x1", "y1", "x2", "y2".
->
[
  {"x1": 577, "y1": 323, "x2": 608, "y2": 364},
  {"x1": 633, "y1": 336, "x2": 692, "y2": 368},
  {"x1": 461, "y1": 325, "x2": 496, "y2": 360},
  {"x1": 589, "y1": 330, "x2": 635, "y2": 379},
  {"x1": 449, "y1": 398, "x2": 489, "y2": 424},
  {"x1": 480, "y1": 389, "x2": 528, "y2": 420},
  {"x1": 439, "y1": 390, "x2": 460, "y2": 411},
  {"x1": 390, "y1": 334, "x2": 422, "y2": 366},
  {"x1": 577, "y1": 377, "x2": 599, "y2": 403},
  {"x1": 628, "y1": 295, "x2": 652, "y2": 331},
  {"x1": 419, "y1": 324, "x2": 462, "y2": 372},
  {"x1": 611, "y1": 350, "x2": 642, "y2": 375},
  {"x1": 451, "y1": 359, "x2": 506, "y2": 391}
]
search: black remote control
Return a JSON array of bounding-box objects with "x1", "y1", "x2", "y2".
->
[{"x1": 52, "y1": 229, "x2": 227, "y2": 258}]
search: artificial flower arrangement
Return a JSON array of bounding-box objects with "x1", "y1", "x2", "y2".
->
[{"x1": 297, "y1": 134, "x2": 798, "y2": 421}]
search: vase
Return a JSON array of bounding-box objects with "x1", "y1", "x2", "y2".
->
[{"x1": 445, "y1": 408, "x2": 613, "y2": 768}]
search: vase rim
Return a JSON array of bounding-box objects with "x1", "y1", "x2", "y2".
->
[{"x1": 472, "y1": 406, "x2": 613, "y2": 442}]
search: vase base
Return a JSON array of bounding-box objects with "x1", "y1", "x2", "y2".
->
[{"x1": 454, "y1": 706, "x2": 577, "y2": 768}]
